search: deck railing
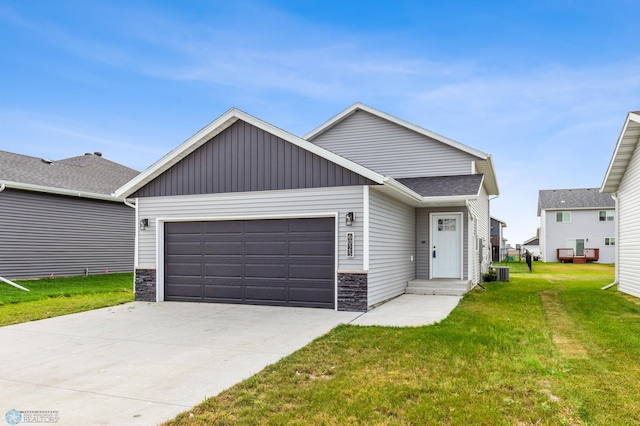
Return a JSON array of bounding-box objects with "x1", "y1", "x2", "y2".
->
[{"x1": 557, "y1": 248, "x2": 600, "y2": 262}]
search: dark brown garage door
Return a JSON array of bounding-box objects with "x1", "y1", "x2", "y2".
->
[{"x1": 164, "y1": 218, "x2": 335, "y2": 308}]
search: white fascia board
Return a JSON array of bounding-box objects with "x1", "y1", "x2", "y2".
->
[
  {"x1": 601, "y1": 112, "x2": 640, "y2": 193},
  {"x1": 304, "y1": 102, "x2": 490, "y2": 160},
  {"x1": 0, "y1": 180, "x2": 121, "y2": 202},
  {"x1": 116, "y1": 108, "x2": 385, "y2": 198}
]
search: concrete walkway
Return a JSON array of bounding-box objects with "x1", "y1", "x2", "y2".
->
[
  {"x1": 352, "y1": 294, "x2": 462, "y2": 326},
  {"x1": 0, "y1": 295, "x2": 460, "y2": 425}
]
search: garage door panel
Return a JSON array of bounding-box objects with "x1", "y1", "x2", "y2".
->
[
  {"x1": 204, "y1": 241, "x2": 244, "y2": 255},
  {"x1": 245, "y1": 264, "x2": 287, "y2": 279},
  {"x1": 245, "y1": 285, "x2": 287, "y2": 302},
  {"x1": 244, "y1": 241, "x2": 287, "y2": 256},
  {"x1": 289, "y1": 240, "x2": 334, "y2": 256},
  {"x1": 165, "y1": 218, "x2": 335, "y2": 308},
  {"x1": 203, "y1": 282, "x2": 243, "y2": 300},
  {"x1": 245, "y1": 219, "x2": 286, "y2": 233},
  {"x1": 289, "y1": 264, "x2": 334, "y2": 279},
  {"x1": 204, "y1": 263, "x2": 244, "y2": 277}
]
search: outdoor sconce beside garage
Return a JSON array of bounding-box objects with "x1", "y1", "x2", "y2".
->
[
  {"x1": 139, "y1": 218, "x2": 149, "y2": 231},
  {"x1": 345, "y1": 212, "x2": 355, "y2": 226}
]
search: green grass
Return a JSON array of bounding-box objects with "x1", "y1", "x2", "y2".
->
[
  {"x1": 165, "y1": 263, "x2": 640, "y2": 425},
  {"x1": 0, "y1": 273, "x2": 134, "y2": 326}
]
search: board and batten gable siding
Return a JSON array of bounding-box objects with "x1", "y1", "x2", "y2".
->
[
  {"x1": 0, "y1": 188, "x2": 135, "y2": 278},
  {"x1": 415, "y1": 207, "x2": 469, "y2": 280},
  {"x1": 309, "y1": 110, "x2": 477, "y2": 178},
  {"x1": 133, "y1": 120, "x2": 375, "y2": 198},
  {"x1": 542, "y1": 209, "x2": 615, "y2": 263},
  {"x1": 616, "y1": 142, "x2": 640, "y2": 296},
  {"x1": 367, "y1": 188, "x2": 416, "y2": 307},
  {"x1": 136, "y1": 186, "x2": 365, "y2": 271}
]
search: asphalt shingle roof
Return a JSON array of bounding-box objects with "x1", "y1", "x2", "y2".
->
[
  {"x1": 0, "y1": 150, "x2": 139, "y2": 195},
  {"x1": 538, "y1": 188, "x2": 615, "y2": 210},
  {"x1": 397, "y1": 174, "x2": 483, "y2": 197}
]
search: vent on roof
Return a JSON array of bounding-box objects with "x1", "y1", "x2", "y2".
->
[
  {"x1": 85, "y1": 153, "x2": 92, "y2": 156},
  {"x1": 94, "y1": 152, "x2": 102, "y2": 157},
  {"x1": 41, "y1": 159, "x2": 53, "y2": 165}
]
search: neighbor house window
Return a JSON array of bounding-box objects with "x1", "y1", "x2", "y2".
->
[
  {"x1": 599, "y1": 210, "x2": 614, "y2": 222},
  {"x1": 605, "y1": 237, "x2": 616, "y2": 246},
  {"x1": 556, "y1": 211, "x2": 571, "y2": 222}
]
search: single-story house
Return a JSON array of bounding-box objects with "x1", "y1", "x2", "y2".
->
[
  {"x1": 601, "y1": 110, "x2": 640, "y2": 296},
  {"x1": 538, "y1": 188, "x2": 615, "y2": 263},
  {"x1": 522, "y1": 236, "x2": 540, "y2": 260},
  {"x1": 0, "y1": 151, "x2": 139, "y2": 279},
  {"x1": 490, "y1": 216, "x2": 507, "y2": 262},
  {"x1": 116, "y1": 103, "x2": 499, "y2": 311}
]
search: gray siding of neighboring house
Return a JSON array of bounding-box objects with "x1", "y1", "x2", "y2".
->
[
  {"x1": 367, "y1": 188, "x2": 416, "y2": 307},
  {"x1": 542, "y1": 209, "x2": 615, "y2": 263},
  {"x1": 615, "y1": 142, "x2": 640, "y2": 296},
  {"x1": 308, "y1": 110, "x2": 477, "y2": 178},
  {"x1": 0, "y1": 188, "x2": 135, "y2": 279},
  {"x1": 136, "y1": 186, "x2": 366, "y2": 272},
  {"x1": 415, "y1": 207, "x2": 469, "y2": 280},
  {"x1": 133, "y1": 120, "x2": 375, "y2": 198}
]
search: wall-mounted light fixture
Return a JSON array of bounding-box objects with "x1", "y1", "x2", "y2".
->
[
  {"x1": 139, "y1": 218, "x2": 149, "y2": 231},
  {"x1": 345, "y1": 212, "x2": 355, "y2": 226}
]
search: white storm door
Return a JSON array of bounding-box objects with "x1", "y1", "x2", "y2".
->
[{"x1": 431, "y1": 214, "x2": 462, "y2": 279}]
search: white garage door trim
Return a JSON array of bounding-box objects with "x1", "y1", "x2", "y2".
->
[{"x1": 155, "y1": 212, "x2": 339, "y2": 310}]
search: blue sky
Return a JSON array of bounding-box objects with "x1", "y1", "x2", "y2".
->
[{"x1": 2, "y1": 1, "x2": 639, "y2": 245}]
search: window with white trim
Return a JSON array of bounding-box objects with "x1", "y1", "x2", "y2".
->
[
  {"x1": 605, "y1": 237, "x2": 615, "y2": 246},
  {"x1": 599, "y1": 210, "x2": 614, "y2": 222},
  {"x1": 556, "y1": 211, "x2": 571, "y2": 222}
]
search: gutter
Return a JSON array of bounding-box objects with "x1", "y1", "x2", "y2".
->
[
  {"x1": 602, "y1": 192, "x2": 619, "y2": 291},
  {"x1": 0, "y1": 180, "x2": 121, "y2": 202}
]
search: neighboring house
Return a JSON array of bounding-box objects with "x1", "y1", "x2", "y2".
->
[
  {"x1": 0, "y1": 151, "x2": 139, "y2": 279},
  {"x1": 490, "y1": 216, "x2": 507, "y2": 262},
  {"x1": 115, "y1": 103, "x2": 499, "y2": 312},
  {"x1": 522, "y1": 236, "x2": 540, "y2": 260},
  {"x1": 537, "y1": 188, "x2": 615, "y2": 263},
  {"x1": 601, "y1": 111, "x2": 640, "y2": 297}
]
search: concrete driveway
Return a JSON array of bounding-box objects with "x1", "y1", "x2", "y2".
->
[{"x1": 0, "y1": 302, "x2": 360, "y2": 425}]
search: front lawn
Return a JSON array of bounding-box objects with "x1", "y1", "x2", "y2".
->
[
  {"x1": 0, "y1": 273, "x2": 134, "y2": 326},
  {"x1": 166, "y1": 263, "x2": 640, "y2": 425}
]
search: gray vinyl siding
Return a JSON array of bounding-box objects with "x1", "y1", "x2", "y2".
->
[
  {"x1": 309, "y1": 110, "x2": 477, "y2": 178},
  {"x1": 0, "y1": 188, "x2": 135, "y2": 279},
  {"x1": 541, "y1": 209, "x2": 615, "y2": 263},
  {"x1": 468, "y1": 186, "x2": 490, "y2": 279},
  {"x1": 616, "y1": 142, "x2": 640, "y2": 296},
  {"x1": 133, "y1": 120, "x2": 374, "y2": 198},
  {"x1": 367, "y1": 188, "x2": 416, "y2": 307},
  {"x1": 416, "y1": 207, "x2": 469, "y2": 280},
  {"x1": 136, "y1": 186, "x2": 365, "y2": 271}
]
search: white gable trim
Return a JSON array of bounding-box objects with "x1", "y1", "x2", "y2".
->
[
  {"x1": 115, "y1": 108, "x2": 386, "y2": 198},
  {"x1": 601, "y1": 111, "x2": 640, "y2": 193},
  {"x1": 304, "y1": 102, "x2": 490, "y2": 160}
]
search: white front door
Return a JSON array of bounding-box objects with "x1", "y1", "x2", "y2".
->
[{"x1": 431, "y1": 213, "x2": 462, "y2": 279}]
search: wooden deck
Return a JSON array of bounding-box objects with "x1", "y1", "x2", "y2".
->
[{"x1": 557, "y1": 248, "x2": 599, "y2": 263}]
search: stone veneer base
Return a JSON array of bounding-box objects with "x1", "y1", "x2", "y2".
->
[
  {"x1": 134, "y1": 269, "x2": 156, "y2": 302},
  {"x1": 337, "y1": 272, "x2": 368, "y2": 312}
]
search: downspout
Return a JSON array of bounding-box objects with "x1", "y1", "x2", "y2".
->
[
  {"x1": 466, "y1": 200, "x2": 479, "y2": 285},
  {"x1": 123, "y1": 199, "x2": 136, "y2": 209},
  {"x1": 602, "y1": 193, "x2": 619, "y2": 290},
  {"x1": 0, "y1": 183, "x2": 5, "y2": 193},
  {"x1": 0, "y1": 276, "x2": 30, "y2": 291}
]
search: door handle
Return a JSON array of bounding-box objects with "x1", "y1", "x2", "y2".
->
[{"x1": 433, "y1": 246, "x2": 436, "y2": 258}]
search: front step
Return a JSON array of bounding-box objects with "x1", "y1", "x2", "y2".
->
[{"x1": 406, "y1": 279, "x2": 471, "y2": 296}]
